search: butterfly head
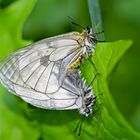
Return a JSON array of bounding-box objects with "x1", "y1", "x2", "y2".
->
[
  {"x1": 87, "y1": 27, "x2": 97, "y2": 39},
  {"x1": 81, "y1": 27, "x2": 97, "y2": 57}
]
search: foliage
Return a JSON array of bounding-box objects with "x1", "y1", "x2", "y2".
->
[
  {"x1": 0, "y1": 0, "x2": 40, "y2": 140},
  {"x1": 0, "y1": 0, "x2": 140, "y2": 140}
]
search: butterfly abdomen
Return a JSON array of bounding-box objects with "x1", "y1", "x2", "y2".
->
[{"x1": 69, "y1": 51, "x2": 83, "y2": 69}]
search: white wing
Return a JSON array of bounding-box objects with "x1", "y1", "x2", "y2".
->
[
  {"x1": 1, "y1": 68, "x2": 83, "y2": 110},
  {"x1": 0, "y1": 32, "x2": 82, "y2": 94}
]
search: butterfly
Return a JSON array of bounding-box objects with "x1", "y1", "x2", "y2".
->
[
  {"x1": 0, "y1": 28, "x2": 99, "y2": 136},
  {"x1": 0, "y1": 65, "x2": 96, "y2": 117},
  {"x1": 0, "y1": 27, "x2": 99, "y2": 95}
]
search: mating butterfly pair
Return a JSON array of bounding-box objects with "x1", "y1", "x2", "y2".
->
[{"x1": 0, "y1": 27, "x2": 100, "y2": 117}]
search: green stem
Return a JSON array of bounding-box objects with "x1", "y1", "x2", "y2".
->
[{"x1": 87, "y1": 0, "x2": 105, "y2": 41}]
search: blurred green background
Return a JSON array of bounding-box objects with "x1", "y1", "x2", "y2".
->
[{"x1": 0, "y1": 0, "x2": 140, "y2": 135}]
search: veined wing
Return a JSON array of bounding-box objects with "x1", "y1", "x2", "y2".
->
[
  {"x1": 0, "y1": 32, "x2": 83, "y2": 94},
  {"x1": 3, "y1": 70, "x2": 83, "y2": 110}
]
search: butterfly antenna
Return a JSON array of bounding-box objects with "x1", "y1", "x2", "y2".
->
[
  {"x1": 78, "y1": 116, "x2": 84, "y2": 136},
  {"x1": 68, "y1": 16, "x2": 85, "y2": 30},
  {"x1": 74, "y1": 119, "x2": 81, "y2": 133},
  {"x1": 74, "y1": 116, "x2": 85, "y2": 136}
]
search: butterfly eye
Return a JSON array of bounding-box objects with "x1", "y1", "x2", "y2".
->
[{"x1": 85, "y1": 27, "x2": 90, "y2": 34}]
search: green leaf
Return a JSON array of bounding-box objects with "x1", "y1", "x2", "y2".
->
[
  {"x1": 0, "y1": 1, "x2": 140, "y2": 140},
  {"x1": 0, "y1": 1, "x2": 40, "y2": 140},
  {"x1": 81, "y1": 40, "x2": 140, "y2": 140},
  {"x1": 0, "y1": 0, "x2": 35, "y2": 58}
]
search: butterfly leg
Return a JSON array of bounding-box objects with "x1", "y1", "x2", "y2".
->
[{"x1": 88, "y1": 56, "x2": 100, "y2": 75}]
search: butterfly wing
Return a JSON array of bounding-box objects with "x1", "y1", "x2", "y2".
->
[
  {"x1": 0, "y1": 32, "x2": 83, "y2": 95},
  {"x1": 5, "y1": 70, "x2": 82, "y2": 110}
]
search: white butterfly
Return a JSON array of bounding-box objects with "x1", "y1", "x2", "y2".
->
[
  {"x1": 0, "y1": 63, "x2": 95, "y2": 116},
  {"x1": 0, "y1": 28, "x2": 99, "y2": 117},
  {"x1": 0, "y1": 28, "x2": 96, "y2": 94}
]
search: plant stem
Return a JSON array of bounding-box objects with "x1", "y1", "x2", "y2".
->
[{"x1": 87, "y1": 0, "x2": 105, "y2": 41}]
